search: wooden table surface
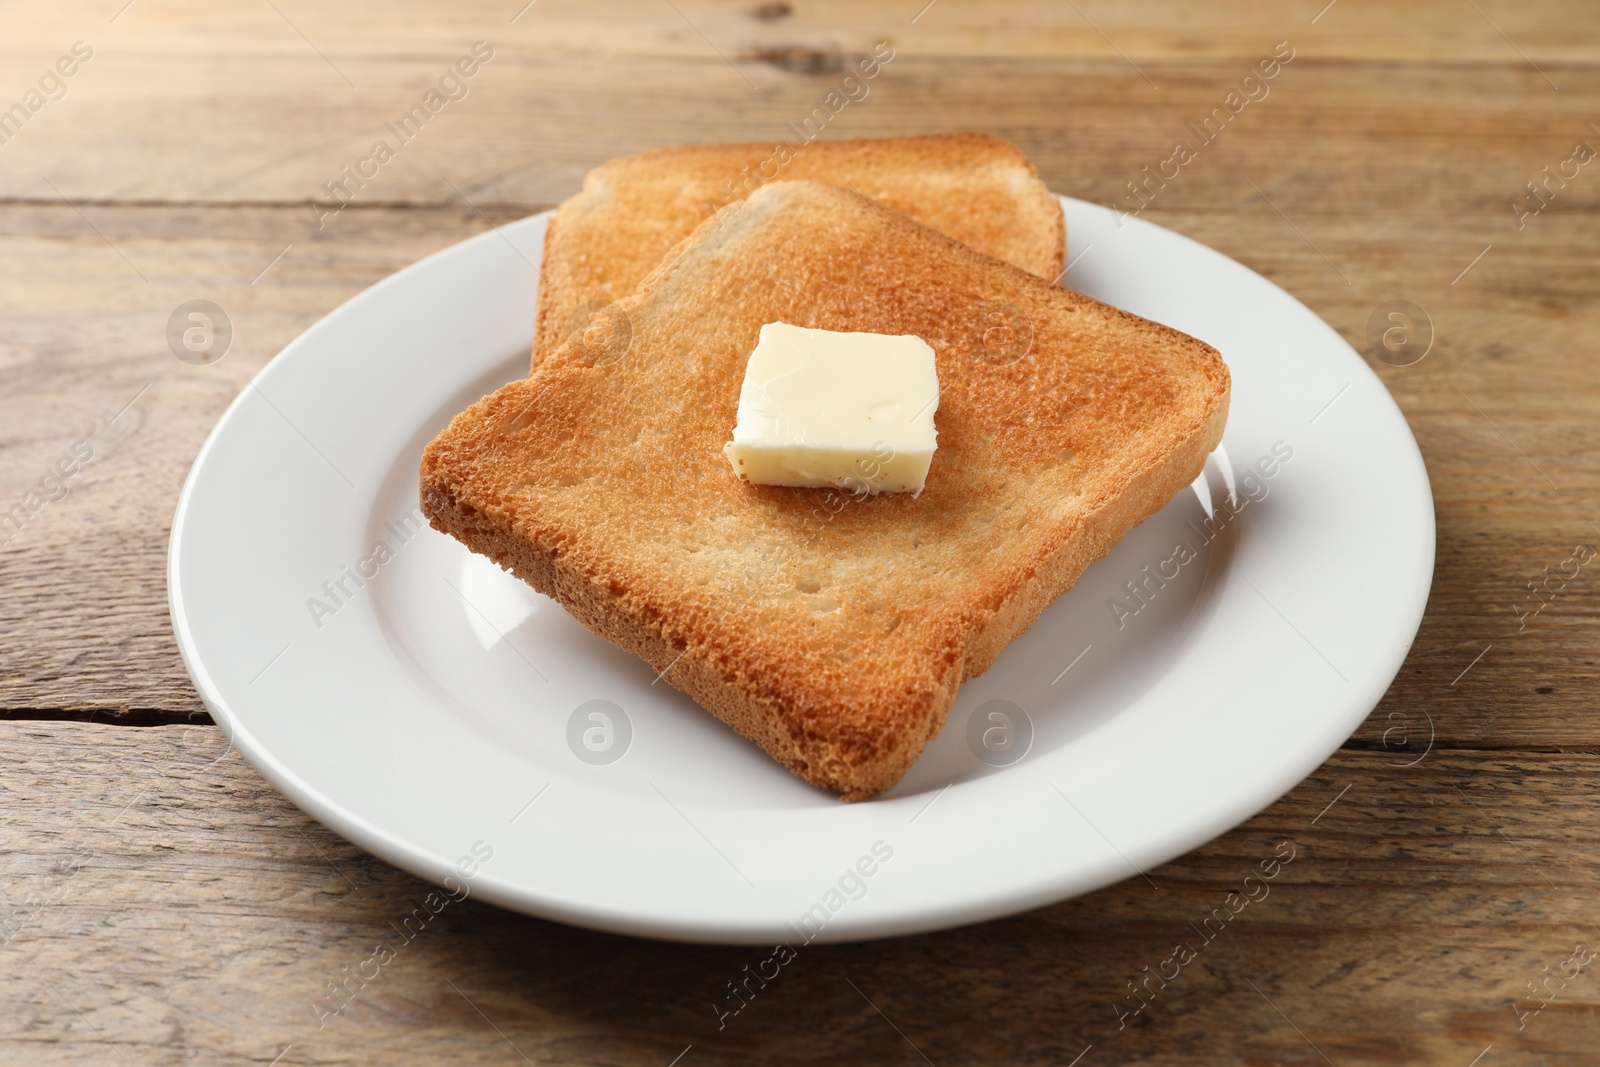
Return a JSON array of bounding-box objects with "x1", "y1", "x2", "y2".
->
[{"x1": 4, "y1": 1, "x2": 1599, "y2": 1063}]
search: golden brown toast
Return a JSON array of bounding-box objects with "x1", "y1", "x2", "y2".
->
[
  {"x1": 423, "y1": 181, "x2": 1229, "y2": 800},
  {"x1": 531, "y1": 133, "x2": 1065, "y2": 371}
]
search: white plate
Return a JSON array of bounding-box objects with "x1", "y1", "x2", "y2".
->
[{"x1": 169, "y1": 196, "x2": 1433, "y2": 944}]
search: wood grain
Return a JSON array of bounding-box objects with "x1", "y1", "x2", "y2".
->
[
  {"x1": 5, "y1": 723, "x2": 1600, "y2": 1065},
  {"x1": 3, "y1": 0, "x2": 1599, "y2": 1062}
]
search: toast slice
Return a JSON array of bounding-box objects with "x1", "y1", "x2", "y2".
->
[
  {"x1": 531, "y1": 133, "x2": 1065, "y2": 371},
  {"x1": 423, "y1": 180, "x2": 1229, "y2": 800}
]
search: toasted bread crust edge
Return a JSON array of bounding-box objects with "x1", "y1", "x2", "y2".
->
[
  {"x1": 1041, "y1": 192, "x2": 1066, "y2": 279},
  {"x1": 531, "y1": 209, "x2": 562, "y2": 375}
]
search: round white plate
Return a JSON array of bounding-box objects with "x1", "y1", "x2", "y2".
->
[{"x1": 169, "y1": 196, "x2": 1433, "y2": 944}]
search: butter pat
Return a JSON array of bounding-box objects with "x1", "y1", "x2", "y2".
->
[{"x1": 724, "y1": 322, "x2": 939, "y2": 494}]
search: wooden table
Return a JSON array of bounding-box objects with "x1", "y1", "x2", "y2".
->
[{"x1": 4, "y1": 1, "x2": 1597, "y2": 1063}]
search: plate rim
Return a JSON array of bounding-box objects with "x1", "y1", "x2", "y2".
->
[{"x1": 168, "y1": 196, "x2": 1436, "y2": 944}]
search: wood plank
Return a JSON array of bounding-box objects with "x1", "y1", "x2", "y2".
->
[
  {"x1": 3, "y1": 0, "x2": 1596, "y2": 65},
  {"x1": 3, "y1": 722, "x2": 1599, "y2": 1064},
  {"x1": 0, "y1": 3, "x2": 1596, "y2": 203},
  {"x1": 5, "y1": 2, "x2": 1600, "y2": 1063},
  {"x1": 3, "y1": 175, "x2": 1598, "y2": 739}
]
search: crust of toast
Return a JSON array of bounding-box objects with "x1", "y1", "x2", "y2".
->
[
  {"x1": 531, "y1": 133, "x2": 1065, "y2": 371},
  {"x1": 424, "y1": 180, "x2": 1228, "y2": 801}
]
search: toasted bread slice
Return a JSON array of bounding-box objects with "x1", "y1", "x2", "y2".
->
[
  {"x1": 531, "y1": 133, "x2": 1065, "y2": 371},
  {"x1": 423, "y1": 181, "x2": 1228, "y2": 800}
]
